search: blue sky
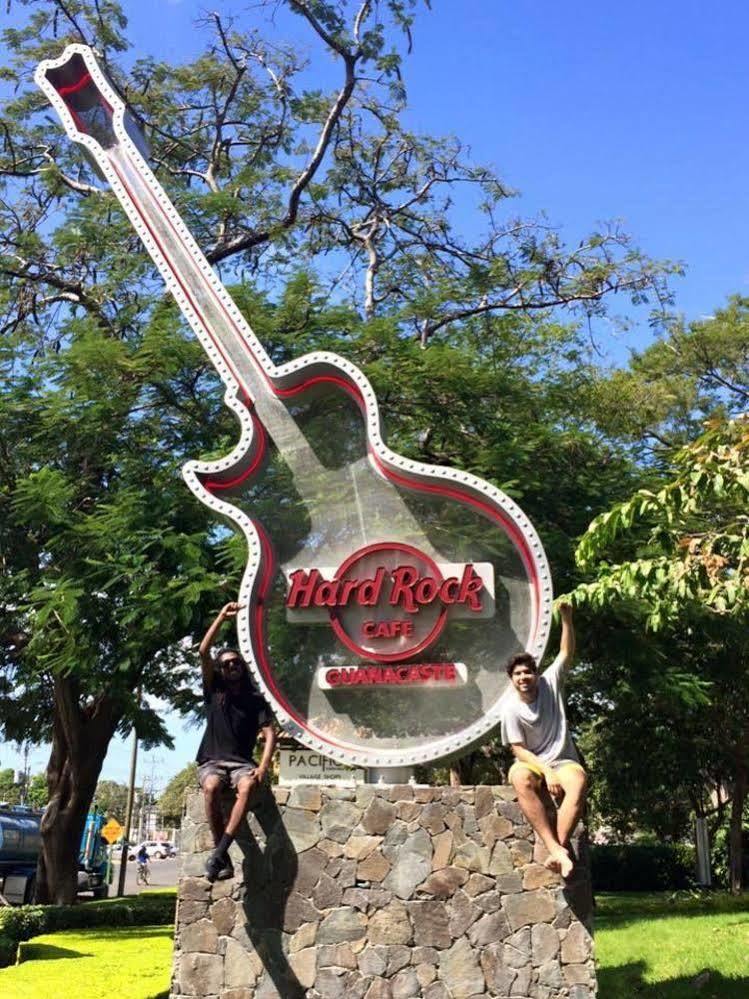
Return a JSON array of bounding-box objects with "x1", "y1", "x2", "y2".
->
[{"x1": 2, "y1": 0, "x2": 749, "y2": 790}]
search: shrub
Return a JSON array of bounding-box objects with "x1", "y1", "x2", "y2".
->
[
  {"x1": 0, "y1": 935, "x2": 17, "y2": 967},
  {"x1": 0, "y1": 893, "x2": 175, "y2": 968},
  {"x1": 0, "y1": 907, "x2": 46, "y2": 946},
  {"x1": 591, "y1": 843, "x2": 696, "y2": 891}
]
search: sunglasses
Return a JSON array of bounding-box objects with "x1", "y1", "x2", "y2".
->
[{"x1": 220, "y1": 657, "x2": 244, "y2": 667}]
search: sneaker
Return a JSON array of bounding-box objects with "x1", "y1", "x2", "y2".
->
[{"x1": 204, "y1": 850, "x2": 234, "y2": 883}]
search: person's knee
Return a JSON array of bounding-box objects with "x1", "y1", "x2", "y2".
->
[
  {"x1": 202, "y1": 776, "x2": 221, "y2": 801},
  {"x1": 511, "y1": 768, "x2": 538, "y2": 795},
  {"x1": 564, "y1": 771, "x2": 588, "y2": 803},
  {"x1": 234, "y1": 778, "x2": 254, "y2": 801}
]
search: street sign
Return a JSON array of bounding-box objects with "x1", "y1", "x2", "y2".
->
[{"x1": 101, "y1": 818, "x2": 123, "y2": 844}]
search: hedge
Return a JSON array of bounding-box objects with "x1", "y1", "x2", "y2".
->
[
  {"x1": 0, "y1": 891, "x2": 176, "y2": 968},
  {"x1": 591, "y1": 843, "x2": 696, "y2": 892}
]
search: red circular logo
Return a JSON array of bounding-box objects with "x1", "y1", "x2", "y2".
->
[{"x1": 329, "y1": 542, "x2": 448, "y2": 662}]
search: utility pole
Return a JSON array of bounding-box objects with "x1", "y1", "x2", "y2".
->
[
  {"x1": 117, "y1": 689, "x2": 140, "y2": 897},
  {"x1": 18, "y1": 742, "x2": 31, "y2": 805},
  {"x1": 144, "y1": 754, "x2": 163, "y2": 838},
  {"x1": 137, "y1": 789, "x2": 145, "y2": 842}
]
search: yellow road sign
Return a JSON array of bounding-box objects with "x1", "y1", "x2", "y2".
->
[{"x1": 101, "y1": 818, "x2": 123, "y2": 844}]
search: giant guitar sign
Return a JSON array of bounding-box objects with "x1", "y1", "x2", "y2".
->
[{"x1": 37, "y1": 47, "x2": 553, "y2": 771}]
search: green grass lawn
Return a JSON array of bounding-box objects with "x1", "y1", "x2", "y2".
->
[
  {"x1": 596, "y1": 892, "x2": 749, "y2": 998},
  {"x1": 0, "y1": 924, "x2": 173, "y2": 999},
  {"x1": 1, "y1": 890, "x2": 747, "y2": 997}
]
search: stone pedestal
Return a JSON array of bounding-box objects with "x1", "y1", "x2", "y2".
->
[{"x1": 171, "y1": 785, "x2": 596, "y2": 998}]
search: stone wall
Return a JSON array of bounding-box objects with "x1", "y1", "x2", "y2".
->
[{"x1": 171, "y1": 785, "x2": 596, "y2": 999}]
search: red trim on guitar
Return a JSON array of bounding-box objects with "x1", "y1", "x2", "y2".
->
[{"x1": 56, "y1": 70, "x2": 93, "y2": 97}]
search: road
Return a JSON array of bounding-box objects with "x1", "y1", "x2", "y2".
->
[{"x1": 109, "y1": 855, "x2": 180, "y2": 895}]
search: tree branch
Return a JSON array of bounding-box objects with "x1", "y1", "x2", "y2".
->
[{"x1": 207, "y1": 2, "x2": 365, "y2": 263}]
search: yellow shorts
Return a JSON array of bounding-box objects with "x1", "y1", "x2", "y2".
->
[{"x1": 508, "y1": 759, "x2": 585, "y2": 782}]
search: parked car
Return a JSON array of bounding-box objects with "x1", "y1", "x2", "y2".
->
[{"x1": 128, "y1": 840, "x2": 177, "y2": 860}]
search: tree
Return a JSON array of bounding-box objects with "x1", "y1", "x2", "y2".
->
[
  {"x1": 0, "y1": 320, "x2": 227, "y2": 901},
  {"x1": 92, "y1": 780, "x2": 130, "y2": 822},
  {"x1": 569, "y1": 618, "x2": 735, "y2": 846},
  {"x1": 1, "y1": 1, "x2": 675, "y2": 343},
  {"x1": 0, "y1": 0, "x2": 673, "y2": 900},
  {"x1": 569, "y1": 416, "x2": 749, "y2": 892},
  {"x1": 582, "y1": 296, "x2": 749, "y2": 456},
  {"x1": 27, "y1": 773, "x2": 49, "y2": 810},
  {"x1": 0, "y1": 768, "x2": 20, "y2": 806},
  {"x1": 157, "y1": 763, "x2": 198, "y2": 826},
  {"x1": 572, "y1": 416, "x2": 748, "y2": 627}
]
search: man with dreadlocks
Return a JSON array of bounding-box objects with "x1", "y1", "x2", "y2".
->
[{"x1": 197, "y1": 602, "x2": 277, "y2": 882}]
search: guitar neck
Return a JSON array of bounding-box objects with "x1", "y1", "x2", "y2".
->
[
  {"x1": 105, "y1": 144, "x2": 273, "y2": 400},
  {"x1": 37, "y1": 46, "x2": 328, "y2": 483}
]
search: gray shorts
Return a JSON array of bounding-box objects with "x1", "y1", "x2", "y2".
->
[{"x1": 197, "y1": 759, "x2": 258, "y2": 789}]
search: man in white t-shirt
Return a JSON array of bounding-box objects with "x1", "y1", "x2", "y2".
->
[{"x1": 501, "y1": 602, "x2": 586, "y2": 878}]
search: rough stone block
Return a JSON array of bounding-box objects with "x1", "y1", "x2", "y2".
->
[
  {"x1": 209, "y1": 897, "x2": 236, "y2": 936},
  {"x1": 178, "y1": 952, "x2": 223, "y2": 995},
  {"x1": 431, "y1": 830, "x2": 453, "y2": 870},
  {"x1": 358, "y1": 945, "x2": 388, "y2": 976},
  {"x1": 361, "y1": 798, "x2": 396, "y2": 835},
  {"x1": 531, "y1": 922, "x2": 560, "y2": 966},
  {"x1": 561, "y1": 921, "x2": 593, "y2": 964},
  {"x1": 503, "y1": 889, "x2": 556, "y2": 931},
  {"x1": 407, "y1": 901, "x2": 451, "y2": 949},
  {"x1": 288, "y1": 786, "x2": 322, "y2": 811},
  {"x1": 288, "y1": 948, "x2": 317, "y2": 988},
  {"x1": 344, "y1": 835, "x2": 382, "y2": 860},
  {"x1": 368, "y1": 901, "x2": 413, "y2": 946},
  {"x1": 438, "y1": 937, "x2": 485, "y2": 998},
  {"x1": 418, "y1": 866, "x2": 468, "y2": 898},
  {"x1": 316, "y1": 907, "x2": 368, "y2": 945},
  {"x1": 563, "y1": 962, "x2": 593, "y2": 986},
  {"x1": 357, "y1": 850, "x2": 390, "y2": 883},
  {"x1": 321, "y1": 800, "x2": 362, "y2": 843},
  {"x1": 391, "y1": 967, "x2": 419, "y2": 997},
  {"x1": 180, "y1": 918, "x2": 219, "y2": 955}
]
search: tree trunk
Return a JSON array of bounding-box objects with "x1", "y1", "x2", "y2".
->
[
  {"x1": 449, "y1": 754, "x2": 474, "y2": 787},
  {"x1": 35, "y1": 676, "x2": 120, "y2": 904},
  {"x1": 728, "y1": 758, "x2": 747, "y2": 896}
]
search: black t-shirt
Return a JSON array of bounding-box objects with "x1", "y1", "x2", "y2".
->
[{"x1": 196, "y1": 673, "x2": 273, "y2": 765}]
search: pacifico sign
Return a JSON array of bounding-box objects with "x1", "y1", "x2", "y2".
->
[{"x1": 38, "y1": 44, "x2": 554, "y2": 772}]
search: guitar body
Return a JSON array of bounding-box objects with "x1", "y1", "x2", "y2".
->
[{"x1": 37, "y1": 46, "x2": 553, "y2": 769}]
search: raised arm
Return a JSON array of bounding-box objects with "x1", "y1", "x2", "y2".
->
[
  {"x1": 556, "y1": 601, "x2": 575, "y2": 670},
  {"x1": 199, "y1": 602, "x2": 244, "y2": 687}
]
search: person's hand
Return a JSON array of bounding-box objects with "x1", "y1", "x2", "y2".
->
[
  {"x1": 556, "y1": 600, "x2": 573, "y2": 621},
  {"x1": 253, "y1": 766, "x2": 267, "y2": 784},
  {"x1": 220, "y1": 601, "x2": 245, "y2": 620},
  {"x1": 545, "y1": 769, "x2": 563, "y2": 798}
]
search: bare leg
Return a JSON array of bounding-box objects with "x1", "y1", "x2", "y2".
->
[
  {"x1": 511, "y1": 768, "x2": 573, "y2": 878},
  {"x1": 202, "y1": 775, "x2": 225, "y2": 847},
  {"x1": 224, "y1": 776, "x2": 258, "y2": 838},
  {"x1": 556, "y1": 767, "x2": 588, "y2": 847}
]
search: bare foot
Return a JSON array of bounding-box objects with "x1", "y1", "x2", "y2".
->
[{"x1": 544, "y1": 847, "x2": 573, "y2": 878}]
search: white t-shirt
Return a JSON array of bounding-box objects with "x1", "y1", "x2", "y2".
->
[{"x1": 501, "y1": 654, "x2": 579, "y2": 765}]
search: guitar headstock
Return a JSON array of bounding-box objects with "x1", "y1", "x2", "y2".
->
[{"x1": 36, "y1": 45, "x2": 125, "y2": 152}]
